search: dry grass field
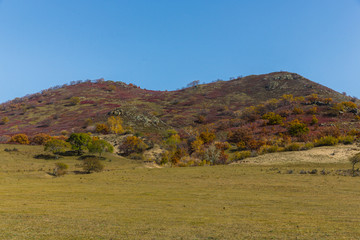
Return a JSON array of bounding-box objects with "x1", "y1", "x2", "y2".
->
[{"x1": 1, "y1": 144, "x2": 360, "y2": 239}]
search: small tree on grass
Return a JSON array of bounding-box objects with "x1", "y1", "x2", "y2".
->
[
  {"x1": 67, "y1": 133, "x2": 92, "y2": 155},
  {"x1": 54, "y1": 162, "x2": 68, "y2": 176},
  {"x1": 349, "y1": 153, "x2": 360, "y2": 176},
  {"x1": 88, "y1": 139, "x2": 114, "y2": 157},
  {"x1": 45, "y1": 139, "x2": 71, "y2": 155},
  {"x1": 82, "y1": 158, "x2": 104, "y2": 173}
]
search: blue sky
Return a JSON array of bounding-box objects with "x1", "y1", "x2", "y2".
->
[{"x1": 0, "y1": 0, "x2": 359, "y2": 103}]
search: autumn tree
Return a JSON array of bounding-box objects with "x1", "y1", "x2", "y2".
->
[
  {"x1": 190, "y1": 138, "x2": 204, "y2": 154},
  {"x1": 107, "y1": 116, "x2": 124, "y2": 134},
  {"x1": 67, "y1": 133, "x2": 92, "y2": 155},
  {"x1": 199, "y1": 130, "x2": 216, "y2": 144},
  {"x1": 96, "y1": 123, "x2": 110, "y2": 134},
  {"x1": 204, "y1": 144, "x2": 220, "y2": 165},
  {"x1": 119, "y1": 136, "x2": 148, "y2": 156}
]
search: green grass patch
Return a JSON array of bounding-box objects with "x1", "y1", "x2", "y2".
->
[{"x1": 0, "y1": 144, "x2": 359, "y2": 239}]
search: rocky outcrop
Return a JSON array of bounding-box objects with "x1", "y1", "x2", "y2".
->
[{"x1": 108, "y1": 106, "x2": 168, "y2": 129}]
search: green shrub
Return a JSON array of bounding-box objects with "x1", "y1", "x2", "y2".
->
[
  {"x1": 287, "y1": 119, "x2": 309, "y2": 136},
  {"x1": 315, "y1": 136, "x2": 339, "y2": 146},
  {"x1": 310, "y1": 115, "x2": 318, "y2": 125},
  {"x1": 54, "y1": 162, "x2": 68, "y2": 176},
  {"x1": 338, "y1": 135, "x2": 355, "y2": 145},
  {"x1": 82, "y1": 158, "x2": 104, "y2": 173},
  {"x1": 260, "y1": 145, "x2": 279, "y2": 154},
  {"x1": 262, "y1": 112, "x2": 283, "y2": 125},
  {"x1": 285, "y1": 143, "x2": 301, "y2": 151},
  {"x1": 69, "y1": 97, "x2": 80, "y2": 106},
  {"x1": 88, "y1": 139, "x2": 114, "y2": 157},
  {"x1": 302, "y1": 142, "x2": 315, "y2": 150},
  {"x1": 231, "y1": 151, "x2": 251, "y2": 162},
  {"x1": 45, "y1": 139, "x2": 71, "y2": 154}
]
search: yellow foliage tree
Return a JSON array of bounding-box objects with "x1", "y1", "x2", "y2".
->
[
  {"x1": 107, "y1": 116, "x2": 124, "y2": 134},
  {"x1": 191, "y1": 138, "x2": 204, "y2": 153}
]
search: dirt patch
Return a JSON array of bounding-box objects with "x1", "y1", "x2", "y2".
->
[{"x1": 238, "y1": 144, "x2": 360, "y2": 165}]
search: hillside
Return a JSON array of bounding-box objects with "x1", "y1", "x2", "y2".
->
[{"x1": 0, "y1": 72, "x2": 357, "y2": 138}]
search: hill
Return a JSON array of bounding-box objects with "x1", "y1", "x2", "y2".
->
[{"x1": 0, "y1": 71, "x2": 357, "y2": 138}]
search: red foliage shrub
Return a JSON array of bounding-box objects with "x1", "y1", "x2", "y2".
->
[{"x1": 227, "y1": 128, "x2": 252, "y2": 144}]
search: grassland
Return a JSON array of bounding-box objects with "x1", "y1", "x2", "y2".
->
[{"x1": 1, "y1": 144, "x2": 360, "y2": 239}]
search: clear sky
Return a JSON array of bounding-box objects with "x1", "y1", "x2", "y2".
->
[{"x1": 0, "y1": 0, "x2": 360, "y2": 103}]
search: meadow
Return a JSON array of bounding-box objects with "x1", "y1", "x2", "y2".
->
[{"x1": 0, "y1": 144, "x2": 360, "y2": 239}]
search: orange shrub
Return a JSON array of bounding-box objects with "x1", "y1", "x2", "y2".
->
[
  {"x1": 10, "y1": 134, "x2": 30, "y2": 145},
  {"x1": 119, "y1": 136, "x2": 148, "y2": 156},
  {"x1": 31, "y1": 133, "x2": 52, "y2": 145},
  {"x1": 199, "y1": 130, "x2": 216, "y2": 144}
]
